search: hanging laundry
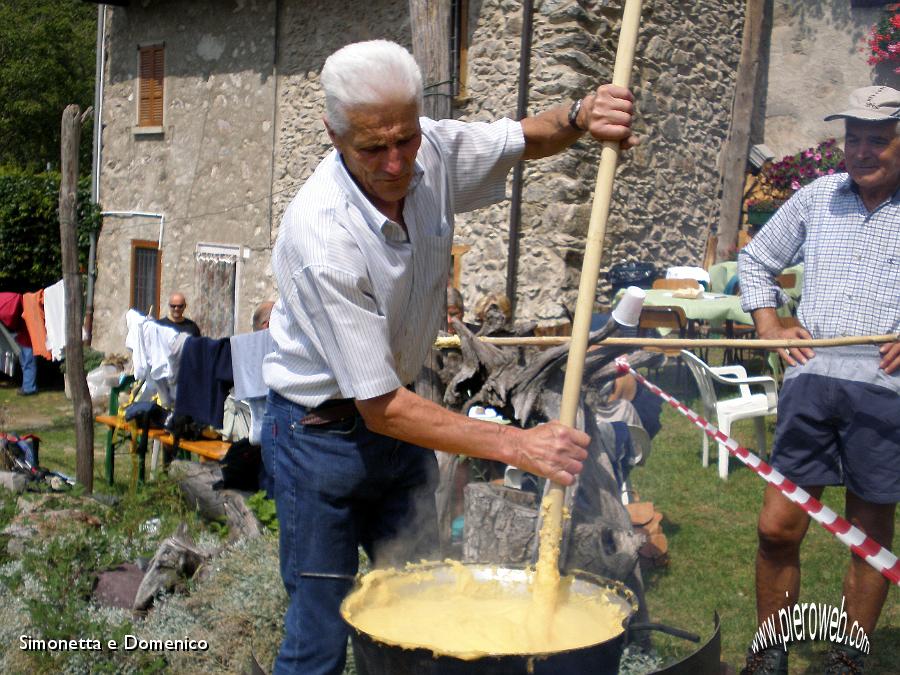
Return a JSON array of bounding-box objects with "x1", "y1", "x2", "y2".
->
[
  {"x1": 22, "y1": 290, "x2": 50, "y2": 360},
  {"x1": 175, "y1": 337, "x2": 233, "y2": 429},
  {"x1": 230, "y1": 329, "x2": 275, "y2": 444},
  {"x1": 42, "y1": 280, "x2": 66, "y2": 361},
  {"x1": 0, "y1": 293, "x2": 26, "y2": 380},
  {"x1": 125, "y1": 309, "x2": 150, "y2": 381}
]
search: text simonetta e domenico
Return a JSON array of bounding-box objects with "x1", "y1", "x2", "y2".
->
[{"x1": 20, "y1": 634, "x2": 209, "y2": 652}]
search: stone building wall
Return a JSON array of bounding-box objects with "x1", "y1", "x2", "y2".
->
[
  {"x1": 94, "y1": 0, "x2": 748, "y2": 352},
  {"x1": 762, "y1": 1, "x2": 895, "y2": 158},
  {"x1": 453, "y1": 0, "x2": 745, "y2": 323},
  {"x1": 93, "y1": 0, "x2": 278, "y2": 355}
]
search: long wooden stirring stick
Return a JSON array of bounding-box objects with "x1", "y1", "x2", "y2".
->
[
  {"x1": 435, "y1": 333, "x2": 900, "y2": 349},
  {"x1": 532, "y1": 0, "x2": 644, "y2": 617}
]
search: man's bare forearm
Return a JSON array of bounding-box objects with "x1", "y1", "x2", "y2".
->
[
  {"x1": 354, "y1": 387, "x2": 588, "y2": 484},
  {"x1": 355, "y1": 387, "x2": 519, "y2": 463}
]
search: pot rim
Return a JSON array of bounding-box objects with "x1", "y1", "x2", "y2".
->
[{"x1": 340, "y1": 561, "x2": 639, "y2": 660}]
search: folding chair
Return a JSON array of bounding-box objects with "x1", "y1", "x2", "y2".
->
[{"x1": 638, "y1": 306, "x2": 691, "y2": 380}]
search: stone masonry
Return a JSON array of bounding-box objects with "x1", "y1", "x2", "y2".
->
[{"x1": 94, "y1": 0, "x2": 747, "y2": 353}]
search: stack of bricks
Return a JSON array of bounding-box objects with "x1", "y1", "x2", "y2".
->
[{"x1": 626, "y1": 501, "x2": 669, "y2": 568}]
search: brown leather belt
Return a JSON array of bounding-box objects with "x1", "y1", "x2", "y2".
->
[{"x1": 300, "y1": 398, "x2": 358, "y2": 426}]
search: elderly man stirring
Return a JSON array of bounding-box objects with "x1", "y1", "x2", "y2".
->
[
  {"x1": 262, "y1": 40, "x2": 639, "y2": 674},
  {"x1": 738, "y1": 86, "x2": 900, "y2": 674}
]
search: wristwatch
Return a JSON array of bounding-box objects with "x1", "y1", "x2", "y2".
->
[{"x1": 568, "y1": 97, "x2": 586, "y2": 132}]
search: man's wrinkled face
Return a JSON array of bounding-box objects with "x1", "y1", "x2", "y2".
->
[
  {"x1": 843, "y1": 118, "x2": 900, "y2": 197},
  {"x1": 328, "y1": 101, "x2": 422, "y2": 212}
]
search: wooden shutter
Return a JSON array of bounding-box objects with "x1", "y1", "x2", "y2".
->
[{"x1": 138, "y1": 45, "x2": 164, "y2": 127}]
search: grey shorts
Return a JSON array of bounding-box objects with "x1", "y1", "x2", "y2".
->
[{"x1": 772, "y1": 346, "x2": 900, "y2": 504}]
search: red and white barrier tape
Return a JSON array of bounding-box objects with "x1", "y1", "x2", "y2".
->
[{"x1": 614, "y1": 357, "x2": 900, "y2": 586}]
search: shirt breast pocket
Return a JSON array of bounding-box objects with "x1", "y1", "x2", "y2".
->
[{"x1": 420, "y1": 227, "x2": 453, "y2": 294}]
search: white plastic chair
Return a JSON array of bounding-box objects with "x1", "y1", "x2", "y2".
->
[{"x1": 681, "y1": 350, "x2": 778, "y2": 480}]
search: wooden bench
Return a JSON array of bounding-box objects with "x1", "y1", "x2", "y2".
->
[
  {"x1": 95, "y1": 376, "x2": 231, "y2": 483},
  {"x1": 95, "y1": 413, "x2": 167, "y2": 485},
  {"x1": 154, "y1": 434, "x2": 230, "y2": 462}
]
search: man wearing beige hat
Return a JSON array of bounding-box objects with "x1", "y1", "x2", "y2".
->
[{"x1": 738, "y1": 85, "x2": 899, "y2": 674}]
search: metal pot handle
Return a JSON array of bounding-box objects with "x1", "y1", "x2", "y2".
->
[{"x1": 627, "y1": 622, "x2": 700, "y2": 643}]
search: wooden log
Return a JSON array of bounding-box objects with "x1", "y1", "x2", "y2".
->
[
  {"x1": 60, "y1": 104, "x2": 94, "y2": 492},
  {"x1": 133, "y1": 523, "x2": 208, "y2": 611},
  {"x1": 168, "y1": 460, "x2": 262, "y2": 541}
]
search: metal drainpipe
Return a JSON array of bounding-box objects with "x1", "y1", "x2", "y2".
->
[
  {"x1": 505, "y1": 0, "x2": 534, "y2": 321},
  {"x1": 267, "y1": 0, "x2": 280, "y2": 246},
  {"x1": 85, "y1": 3, "x2": 107, "y2": 345}
]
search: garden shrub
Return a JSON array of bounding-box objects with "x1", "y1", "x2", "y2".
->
[{"x1": 0, "y1": 167, "x2": 101, "y2": 291}]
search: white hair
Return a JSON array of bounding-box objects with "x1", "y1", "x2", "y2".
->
[{"x1": 321, "y1": 40, "x2": 423, "y2": 136}]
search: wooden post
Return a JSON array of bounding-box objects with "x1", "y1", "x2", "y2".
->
[
  {"x1": 716, "y1": 0, "x2": 766, "y2": 262},
  {"x1": 60, "y1": 104, "x2": 95, "y2": 493},
  {"x1": 408, "y1": 0, "x2": 452, "y2": 121},
  {"x1": 410, "y1": 0, "x2": 452, "y2": 408}
]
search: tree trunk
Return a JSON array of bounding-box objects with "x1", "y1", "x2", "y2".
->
[
  {"x1": 60, "y1": 104, "x2": 94, "y2": 492},
  {"x1": 462, "y1": 482, "x2": 538, "y2": 564},
  {"x1": 716, "y1": 0, "x2": 767, "y2": 262},
  {"x1": 408, "y1": 0, "x2": 452, "y2": 121}
]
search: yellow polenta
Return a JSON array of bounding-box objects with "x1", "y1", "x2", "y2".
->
[{"x1": 341, "y1": 562, "x2": 628, "y2": 660}]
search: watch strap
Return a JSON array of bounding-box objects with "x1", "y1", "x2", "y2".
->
[{"x1": 568, "y1": 98, "x2": 585, "y2": 132}]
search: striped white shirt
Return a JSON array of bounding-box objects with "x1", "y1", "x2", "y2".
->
[
  {"x1": 739, "y1": 173, "x2": 900, "y2": 339},
  {"x1": 263, "y1": 116, "x2": 525, "y2": 406}
]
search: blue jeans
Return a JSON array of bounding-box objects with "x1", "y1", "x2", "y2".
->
[
  {"x1": 18, "y1": 346, "x2": 36, "y2": 394},
  {"x1": 262, "y1": 391, "x2": 438, "y2": 675}
]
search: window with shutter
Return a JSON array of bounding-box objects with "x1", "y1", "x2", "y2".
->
[{"x1": 138, "y1": 44, "x2": 164, "y2": 128}]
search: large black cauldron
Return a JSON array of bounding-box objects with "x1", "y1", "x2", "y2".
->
[{"x1": 341, "y1": 563, "x2": 638, "y2": 675}]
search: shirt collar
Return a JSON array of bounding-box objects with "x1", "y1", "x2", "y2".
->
[{"x1": 328, "y1": 150, "x2": 425, "y2": 241}]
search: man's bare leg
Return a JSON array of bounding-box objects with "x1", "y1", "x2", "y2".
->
[
  {"x1": 755, "y1": 483, "x2": 825, "y2": 624},
  {"x1": 842, "y1": 491, "x2": 896, "y2": 636}
]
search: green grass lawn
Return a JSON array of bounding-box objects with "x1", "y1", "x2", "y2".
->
[{"x1": 632, "y1": 363, "x2": 900, "y2": 673}]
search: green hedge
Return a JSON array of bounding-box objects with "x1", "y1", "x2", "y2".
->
[{"x1": 0, "y1": 167, "x2": 101, "y2": 291}]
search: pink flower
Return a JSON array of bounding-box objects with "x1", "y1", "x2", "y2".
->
[
  {"x1": 827, "y1": 168, "x2": 835, "y2": 175},
  {"x1": 791, "y1": 179, "x2": 801, "y2": 191},
  {"x1": 814, "y1": 153, "x2": 822, "y2": 161}
]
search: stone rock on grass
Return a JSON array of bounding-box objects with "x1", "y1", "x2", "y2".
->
[
  {"x1": 93, "y1": 562, "x2": 145, "y2": 609},
  {"x1": 0, "y1": 471, "x2": 28, "y2": 494}
]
